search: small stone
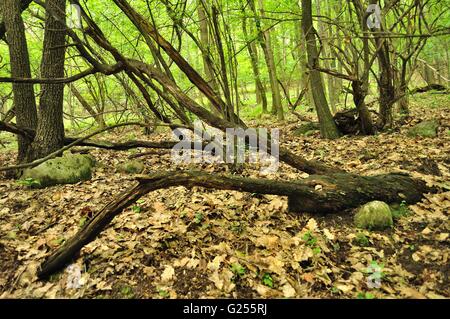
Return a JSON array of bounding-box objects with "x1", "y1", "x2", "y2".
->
[
  {"x1": 293, "y1": 122, "x2": 320, "y2": 136},
  {"x1": 354, "y1": 201, "x2": 393, "y2": 230},
  {"x1": 407, "y1": 120, "x2": 439, "y2": 138},
  {"x1": 117, "y1": 160, "x2": 145, "y2": 174}
]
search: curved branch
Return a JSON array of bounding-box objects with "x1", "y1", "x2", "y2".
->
[{"x1": 0, "y1": 122, "x2": 147, "y2": 172}]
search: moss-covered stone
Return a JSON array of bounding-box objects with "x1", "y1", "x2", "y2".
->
[
  {"x1": 21, "y1": 154, "x2": 95, "y2": 188},
  {"x1": 407, "y1": 120, "x2": 439, "y2": 138},
  {"x1": 294, "y1": 122, "x2": 320, "y2": 136},
  {"x1": 354, "y1": 201, "x2": 393, "y2": 230},
  {"x1": 117, "y1": 160, "x2": 145, "y2": 174}
]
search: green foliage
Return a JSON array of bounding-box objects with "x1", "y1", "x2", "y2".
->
[
  {"x1": 16, "y1": 178, "x2": 41, "y2": 188},
  {"x1": 302, "y1": 231, "x2": 317, "y2": 247},
  {"x1": 261, "y1": 273, "x2": 274, "y2": 288},
  {"x1": 231, "y1": 263, "x2": 246, "y2": 278},
  {"x1": 229, "y1": 221, "x2": 245, "y2": 234},
  {"x1": 132, "y1": 205, "x2": 142, "y2": 214},
  {"x1": 51, "y1": 237, "x2": 65, "y2": 247},
  {"x1": 357, "y1": 292, "x2": 375, "y2": 299},
  {"x1": 119, "y1": 285, "x2": 134, "y2": 298},
  {"x1": 390, "y1": 201, "x2": 411, "y2": 220},
  {"x1": 354, "y1": 233, "x2": 370, "y2": 247},
  {"x1": 79, "y1": 216, "x2": 87, "y2": 228},
  {"x1": 158, "y1": 289, "x2": 170, "y2": 298},
  {"x1": 194, "y1": 213, "x2": 204, "y2": 224}
]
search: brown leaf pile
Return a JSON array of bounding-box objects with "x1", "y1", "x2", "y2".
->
[{"x1": 0, "y1": 95, "x2": 448, "y2": 299}]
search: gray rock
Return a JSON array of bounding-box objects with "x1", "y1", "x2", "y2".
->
[
  {"x1": 354, "y1": 201, "x2": 393, "y2": 230},
  {"x1": 21, "y1": 154, "x2": 95, "y2": 188},
  {"x1": 408, "y1": 120, "x2": 439, "y2": 138},
  {"x1": 117, "y1": 160, "x2": 145, "y2": 174},
  {"x1": 294, "y1": 122, "x2": 320, "y2": 136}
]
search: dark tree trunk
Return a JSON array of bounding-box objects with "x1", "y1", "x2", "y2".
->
[
  {"x1": 1, "y1": 0, "x2": 38, "y2": 163},
  {"x1": 0, "y1": 0, "x2": 33, "y2": 41},
  {"x1": 29, "y1": 0, "x2": 66, "y2": 160},
  {"x1": 301, "y1": 0, "x2": 340, "y2": 139},
  {"x1": 368, "y1": 0, "x2": 395, "y2": 129},
  {"x1": 352, "y1": 80, "x2": 375, "y2": 135}
]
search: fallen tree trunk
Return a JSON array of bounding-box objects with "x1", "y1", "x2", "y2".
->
[
  {"x1": 410, "y1": 84, "x2": 447, "y2": 94},
  {"x1": 37, "y1": 170, "x2": 432, "y2": 279}
]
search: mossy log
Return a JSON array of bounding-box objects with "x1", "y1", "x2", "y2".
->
[{"x1": 37, "y1": 170, "x2": 432, "y2": 279}]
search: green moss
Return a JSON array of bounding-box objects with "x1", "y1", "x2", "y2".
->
[
  {"x1": 354, "y1": 201, "x2": 393, "y2": 230},
  {"x1": 390, "y1": 201, "x2": 411, "y2": 220},
  {"x1": 407, "y1": 120, "x2": 439, "y2": 138},
  {"x1": 117, "y1": 160, "x2": 145, "y2": 174},
  {"x1": 354, "y1": 233, "x2": 370, "y2": 247},
  {"x1": 294, "y1": 122, "x2": 320, "y2": 136},
  {"x1": 21, "y1": 154, "x2": 95, "y2": 188}
]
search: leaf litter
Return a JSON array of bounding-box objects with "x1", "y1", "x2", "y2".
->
[{"x1": 0, "y1": 99, "x2": 449, "y2": 299}]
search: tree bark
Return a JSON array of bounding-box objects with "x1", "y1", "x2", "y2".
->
[
  {"x1": 1, "y1": 0, "x2": 38, "y2": 163},
  {"x1": 29, "y1": 0, "x2": 66, "y2": 160},
  {"x1": 0, "y1": 0, "x2": 33, "y2": 41},
  {"x1": 197, "y1": 0, "x2": 221, "y2": 114},
  {"x1": 241, "y1": 5, "x2": 267, "y2": 113},
  {"x1": 249, "y1": 0, "x2": 283, "y2": 120},
  {"x1": 301, "y1": 0, "x2": 340, "y2": 139}
]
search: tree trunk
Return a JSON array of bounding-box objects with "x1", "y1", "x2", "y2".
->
[
  {"x1": 301, "y1": 0, "x2": 340, "y2": 139},
  {"x1": 241, "y1": 6, "x2": 268, "y2": 113},
  {"x1": 317, "y1": 0, "x2": 337, "y2": 113},
  {"x1": 293, "y1": 6, "x2": 313, "y2": 108},
  {"x1": 197, "y1": 0, "x2": 221, "y2": 114},
  {"x1": 37, "y1": 170, "x2": 432, "y2": 279},
  {"x1": 352, "y1": 80, "x2": 375, "y2": 135},
  {"x1": 249, "y1": 0, "x2": 283, "y2": 120},
  {"x1": 368, "y1": 0, "x2": 395, "y2": 129},
  {"x1": 0, "y1": 0, "x2": 33, "y2": 41},
  {"x1": 1, "y1": 0, "x2": 38, "y2": 163},
  {"x1": 29, "y1": 0, "x2": 66, "y2": 160}
]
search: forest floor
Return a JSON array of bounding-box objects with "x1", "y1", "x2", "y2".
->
[{"x1": 0, "y1": 92, "x2": 449, "y2": 299}]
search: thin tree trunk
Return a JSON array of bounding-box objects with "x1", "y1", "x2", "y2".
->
[
  {"x1": 241, "y1": 6, "x2": 267, "y2": 113},
  {"x1": 70, "y1": 84, "x2": 106, "y2": 128},
  {"x1": 301, "y1": 0, "x2": 340, "y2": 139},
  {"x1": 197, "y1": 0, "x2": 221, "y2": 114},
  {"x1": 249, "y1": 0, "x2": 283, "y2": 120}
]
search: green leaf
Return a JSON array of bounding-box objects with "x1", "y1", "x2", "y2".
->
[
  {"x1": 231, "y1": 263, "x2": 246, "y2": 277},
  {"x1": 132, "y1": 205, "x2": 142, "y2": 214},
  {"x1": 262, "y1": 273, "x2": 274, "y2": 288},
  {"x1": 194, "y1": 213, "x2": 204, "y2": 224}
]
